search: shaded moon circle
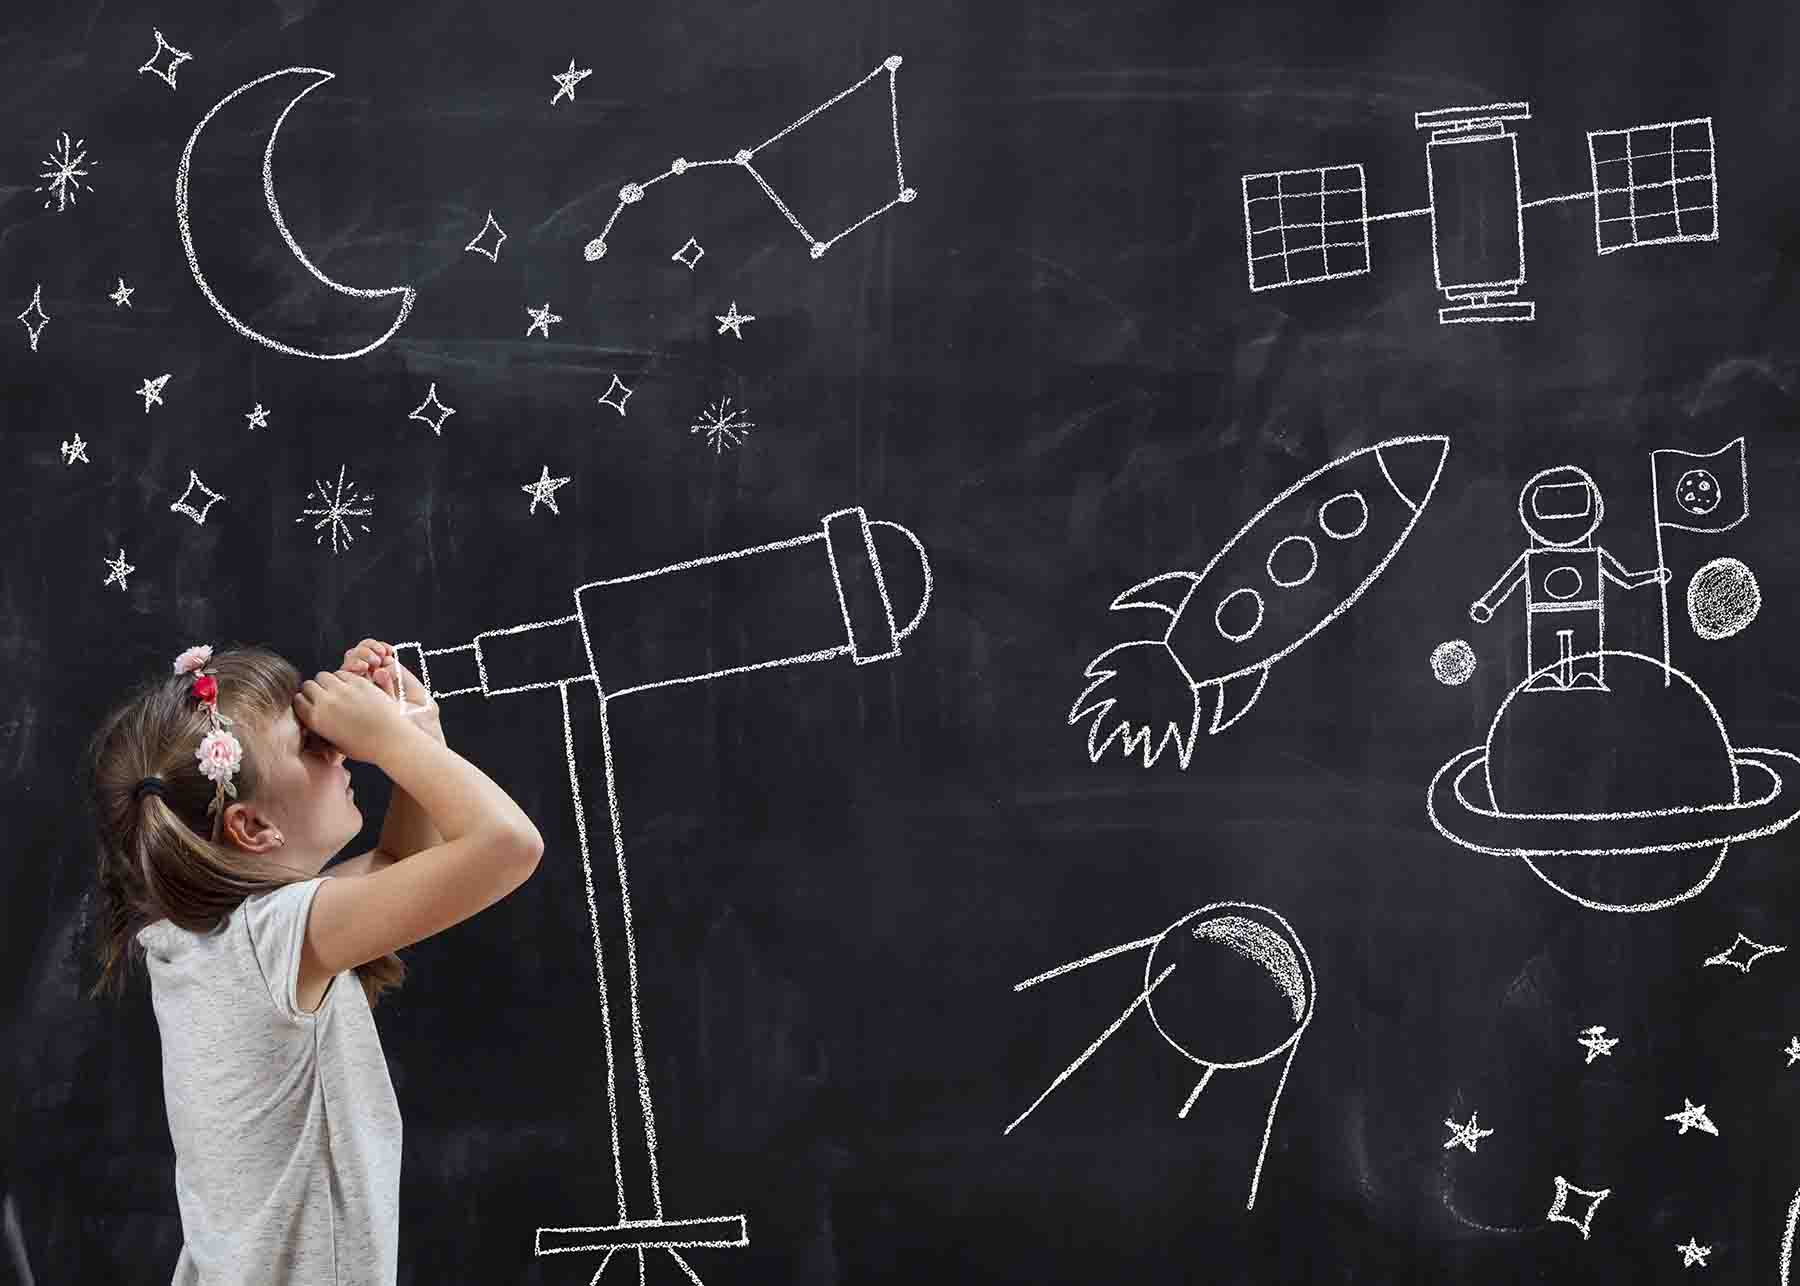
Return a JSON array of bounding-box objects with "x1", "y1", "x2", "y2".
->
[
  {"x1": 1431, "y1": 639, "x2": 1477, "y2": 685},
  {"x1": 1687, "y1": 556, "x2": 1760, "y2": 641}
]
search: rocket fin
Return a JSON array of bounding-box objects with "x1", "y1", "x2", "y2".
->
[
  {"x1": 1109, "y1": 570, "x2": 1201, "y2": 620},
  {"x1": 1208, "y1": 666, "x2": 1271, "y2": 734}
]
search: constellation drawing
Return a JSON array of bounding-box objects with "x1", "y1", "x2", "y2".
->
[
  {"x1": 1004, "y1": 902, "x2": 1314, "y2": 1211},
  {"x1": 525, "y1": 302, "x2": 562, "y2": 338},
  {"x1": 1071, "y1": 436, "x2": 1448, "y2": 765},
  {"x1": 583, "y1": 54, "x2": 914, "y2": 263},
  {"x1": 177, "y1": 67, "x2": 418, "y2": 361},
  {"x1": 137, "y1": 29, "x2": 191, "y2": 89},
  {"x1": 392, "y1": 506, "x2": 932, "y2": 1282},
  {"x1": 37, "y1": 133, "x2": 93, "y2": 212},
  {"x1": 17, "y1": 286, "x2": 49, "y2": 351},
  {"x1": 714, "y1": 301, "x2": 754, "y2": 338},
  {"x1": 1442, "y1": 1112, "x2": 1494, "y2": 1153},
  {"x1": 1242, "y1": 105, "x2": 1717, "y2": 323},
  {"x1": 109, "y1": 278, "x2": 134, "y2": 308},
  {"x1": 169, "y1": 470, "x2": 225, "y2": 525},
  {"x1": 101, "y1": 548, "x2": 135, "y2": 591},
  {"x1": 1664, "y1": 1098, "x2": 1719, "y2": 1137},
  {"x1": 690, "y1": 397, "x2": 753, "y2": 453},
  {"x1": 551, "y1": 59, "x2": 592, "y2": 105},
  {"x1": 137, "y1": 373, "x2": 171, "y2": 411},
  {"x1": 1547, "y1": 1177, "x2": 1610, "y2": 1239},
  {"x1": 1577, "y1": 1026, "x2": 1618, "y2": 1063},
  {"x1": 464, "y1": 211, "x2": 507, "y2": 262},
  {"x1": 297, "y1": 465, "x2": 373, "y2": 553},
  {"x1": 1704, "y1": 932, "x2": 1786, "y2": 973},
  {"x1": 245, "y1": 403, "x2": 270, "y2": 430},
  {"x1": 598, "y1": 375, "x2": 633, "y2": 416},
  {"x1": 409, "y1": 382, "x2": 455, "y2": 435},
  {"x1": 521, "y1": 466, "x2": 571, "y2": 516},
  {"x1": 1675, "y1": 1238, "x2": 1712, "y2": 1268},
  {"x1": 61, "y1": 435, "x2": 89, "y2": 466}
]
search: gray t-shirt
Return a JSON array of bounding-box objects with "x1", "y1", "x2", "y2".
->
[{"x1": 137, "y1": 875, "x2": 402, "y2": 1285}]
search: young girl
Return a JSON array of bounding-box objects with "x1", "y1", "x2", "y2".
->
[{"x1": 86, "y1": 638, "x2": 543, "y2": 1285}]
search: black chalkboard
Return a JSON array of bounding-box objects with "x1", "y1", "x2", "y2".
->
[{"x1": 7, "y1": 0, "x2": 1800, "y2": 1282}]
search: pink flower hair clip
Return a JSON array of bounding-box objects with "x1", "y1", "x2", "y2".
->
[{"x1": 174, "y1": 644, "x2": 241, "y2": 834}]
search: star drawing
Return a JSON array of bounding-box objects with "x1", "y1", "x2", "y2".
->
[
  {"x1": 1546, "y1": 1177, "x2": 1609, "y2": 1240},
  {"x1": 715, "y1": 301, "x2": 755, "y2": 339},
  {"x1": 18, "y1": 285, "x2": 49, "y2": 351},
  {"x1": 136, "y1": 29, "x2": 192, "y2": 89},
  {"x1": 138, "y1": 373, "x2": 171, "y2": 411},
  {"x1": 61, "y1": 435, "x2": 89, "y2": 465},
  {"x1": 1664, "y1": 1098, "x2": 1719, "y2": 1137},
  {"x1": 1577, "y1": 1025, "x2": 1619, "y2": 1064},
  {"x1": 691, "y1": 396, "x2": 754, "y2": 453},
  {"x1": 409, "y1": 383, "x2": 455, "y2": 435},
  {"x1": 526, "y1": 303, "x2": 562, "y2": 338},
  {"x1": 671, "y1": 236, "x2": 705, "y2": 269},
  {"x1": 297, "y1": 465, "x2": 374, "y2": 554},
  {"x1": 1785, "y1": 1037, "x2": 1800, "y2": 1068},
  {"x1": 245, "y1": 403, "x2": 270, "y2": 431},
  {"x1": 1676, "y1": 1238, "x2": 1712, "y2": 1268},
  {"x1": 109, "y1": 278, "x2": 134, "y2": 307},
  {"x1": 521, "y1": 466, "x2": 571, "y2": 516},
  {"x1": 169, "y1": 470, "x2": 226, "y2": 525},
  {"x1": 1442, "y1": 1112, "x2": 1494, "y2": 1154},
  {"x1": 598, "y1": 374, "x2": 633, "y2": 416},
  {"x1": 37, "y1": 133, "x2": 93, "y2": 212},
  {"x1": 1704, "y1": 932, "x2": 1786, "y2": 973},
  {"x1": 101, "y1": 548, "x2": 135, "y2": 591},
  {"x1": 551, "y1": 59, "x2": 593, "y2": 104},
  {"x1": 464, "y1": 211, "x2": 507, "y2": 262}
]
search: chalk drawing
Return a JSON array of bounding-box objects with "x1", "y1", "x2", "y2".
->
[
  {"x1": 109, "y1": 278, "x2": 134, "y2": 308},
  {"x1": 551, "y1": 59, "x2": 593, "y2": 105},
  {"x1": 1652, "y1": 438, "x2": 1748, "y2": 676},
  {"x1": 1072, "y1": 436, "x2": 1448, "y2": 765},
  {"x1": 137, "y1": 29, "x2": 191, "y2": 90},
  {"x1": 1243, "y1": 104, "x2": 1716, "y2": 324},
  {"x1": 1786, "y1": 1185, "x2": 1800, "y2": 1286},
  {"x1": 583, "y1": 54, "x2": 914, "y2": 263},
  {"x1": 137, "y1": 373, "x2": 171, "y2": 411},
  {"x1": 464, "y1": 210, "x2": 507, "y2": 262},
  {"x1": 297, "y1": 465, "x2": 373, "y2": 554},
  {"x1": 690, "y1": 398, "x2": 753, "y2": 454},
  {"x1": 245, "y1": 403, "x2": 270, "y2": 431},
  {"x1": 409, "y1": 382, "x2": 455, "y2": 436},
  {"x1": 1431, "y1": 639, "x2": 1476, "y2": 685},
  {"x1": 671, "y1": 237, "x2": 705, "y2": 270},
  {"x1": 1785, "y1": 1038, "x2": 1800, "y2": 1068},
  {"x1": 101, "y1": 548, "x2": 135, "y2": 591},
  {"x1": 526, "y1": 302, "x2": 563, "y2": 338},
  {"x1": 1005, "y1": 902, "x2": 1314, "y2": 1211},
  {"x1": 37, "y1": 133, "x2": 92, "y2": 212},
  {"x1": 393, "y1": 506, "x2": 932, "y2": 1279},
  {"x1": 61, "y1": 435, "x2": 89, "y2": 466},
  {"x1": 1675, "y1": 1237, "x2": 1712, "y2": 1268},
  {"x1": 1704, "y1": 932, "x2": 1785, "y2": 974},
  {"x1": 1468, "y1": 465, "x2": 1667, "y2": 693},
  {"x1": 17, "y1": 286, "x2": 49, "y2": 351},
  {"x1": 598, "y1": 375, "x2": 633, "y2": 416},
  {"x1": 521, "y1": 466, "x2": 571, "y2": 516},
  {"x1": 169, "y1": 470, "x2": 225, "y2": 525},
  {"x1": 1686, "y1": 557, "x2": 1760, "y2": 641},
  {"x1": 1577, "y1": 1025, "x2": 1618, "y2": 1064},
  {"x1": 1442, "y1": 1112, "x2": 1494, "y2": 1153},
  {"x1": 1664, "y1": 1098, "x2": 1719, "y2": 1137},
  {"x1": 177, "y1": 68, "x2": 416, "y2": 360},
  {"x1": 1547, "y1": 1177, "x2": 1610, "y2": 1240},
  {"x1": 715, "y1": 301, "x2": 754, "y2": 339}
]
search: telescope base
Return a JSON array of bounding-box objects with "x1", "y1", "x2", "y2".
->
[{"x1": 1439, "y1": 298, "x2": 1536, "y2": 324}]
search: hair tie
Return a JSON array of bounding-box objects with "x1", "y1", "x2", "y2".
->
[{"x1": 132, "y1": 777, "x2": 168, "y2": 802}]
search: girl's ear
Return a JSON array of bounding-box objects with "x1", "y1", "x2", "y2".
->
[{"x1": 219, "y1": 800, "x2": 283, "y2": 853}]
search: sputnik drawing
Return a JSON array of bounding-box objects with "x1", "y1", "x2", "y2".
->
[
  {"x1": 1005, "y1": 902, "x2": 1315, "y2": 1211},
  {"x1": 1071, "y1": 436, "x2": 1449, "y2": 765}
]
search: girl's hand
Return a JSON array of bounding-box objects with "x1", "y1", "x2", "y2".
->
[
  {"x1": 341, "y1": 638, "x2": 442, "y2": 739},
  {"x1": 293, "y1": 670, "x2": 416, "y2": 765}
]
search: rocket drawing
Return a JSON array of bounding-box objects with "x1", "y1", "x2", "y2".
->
[{"x1": 1070, "y1": 435, "x2": 1449, "y2": 766}]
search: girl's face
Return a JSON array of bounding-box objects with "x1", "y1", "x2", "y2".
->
[{"x1": 235, "y1": 707, "x2": 363, "y2": 870}]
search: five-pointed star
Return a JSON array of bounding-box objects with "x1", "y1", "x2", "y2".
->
[
  {"x1": 1785, "y1": 1037, "x2": 1800, "y2": 1068},
  {"x1": 525, "y1": 303, "x2": 562, "y2": 338},
  {"x1": 1578, "y1": 1025, "x2": 1619, "y2": 1064},
  {"x1": 101, "y1": 548, "x2": 135, "y2": 591},
  {"x1": 1442, "y1": 1112, "x2": 1494, "y2": 1154},
  {"x1": 137, "y1": 373, "x2": 171, "y2": 411},
  {"x1": 464, "y1": 210, "x2": 507, "y2": 262},
  {"x1": 1704, "y1": 931, "x2": 1787, "y2": 973},
  {"x1": 1664, "y1": 1098, "x2": 1719, "y2": 1137},
  {"x1": 408, "y1": 382, "x2": 456, "y2": 435},
  {"x1": 61, "y1": 434, "x2": 89, "y2": 465},
  {"x1": 714, "y1": 300, "x2": 755, "y2": 339},
  {"x1": 520, "y1": 466, "x2": 571, "y2": 516},
  {"x1": 18, "y1": 284, "x2": 49, "y2": 351},
  {"x1": 245, "y1": 403, "x2": 270, "y2": 430},
  {"x1": 597, "y1": 374, "x2": 633, "y2": 416},
  {"x1": 551, "y1": 59, "x2": 593, "y2": 104},
  {"x1": 1676, "y1": 1238, "x2": 1712, "y2": 1268},
  {"x1": 109, "y1": 278, "x2": 135, "y2": 308}
]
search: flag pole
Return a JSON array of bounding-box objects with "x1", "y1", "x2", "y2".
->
[{"x1": 1650, "y1": 452, "x2": 1672, "y2": 687}]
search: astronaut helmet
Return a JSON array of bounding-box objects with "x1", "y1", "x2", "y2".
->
[{"x1": 1518, "y1": 466, "x2": 1604, "y2": 548}]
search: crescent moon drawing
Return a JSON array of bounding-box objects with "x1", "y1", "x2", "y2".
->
[{"x1": 175, "y1": 67, "x2": 416, "y2": 361}]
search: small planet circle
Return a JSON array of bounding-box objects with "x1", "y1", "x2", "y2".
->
[
  {"x1": 1675, "y1": 468, "x2": 1722, "y2": 517},
  {"x1": 1431, "y1": 639, "x2": 1477, "y2": 686},
  {"x1": 1688, "y1": 557, "x2": 1761, "y2": 640}
]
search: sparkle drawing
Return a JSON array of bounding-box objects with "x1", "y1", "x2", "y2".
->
[
  {"x1": 297, "y1": 466, "x2": 373, "y2": 553},
  {"x1": 598, "y1": 375, "x2": 633, "y2": 416},
  {"x1": 671, "y1": 237, "x2": 705, "y2": 270},
  {"x1": 715, "y1": 301, "x2": 754, "y2": 339},
  {"x1": 138, "y1": 373, "x2": 171, "y2": 411},
  {"x1": 391, "y1": 506, "x2": 932, "y2": 1281},
  {"x1": 525, "y1": 303, "x2": 562, "y2": 338},
  {"x1": 583, "y1": 54, "x2": 914, "y2": 263},
  {"x1": 409, "y1": 383, "x2": 455, "y2": 435},
  {"x1": 61, "y1": 435, "x2": 89, "y2": 465},
  {"x1": 137, "y1": 29, "x2": 192, "y2": 89},
  {"x1": 169, "y1": 470, "x2": 226, "y2": 525},
  {"x1": 1577, "y1": 1025, "x2": 1619, "y2": 1063},
  {"x1": 1664, "y1": 1098, "x2": 1719, "y2": 1137},
  {"x1": 1004, "y1": 902, "x2": 1314, "y2": 1211},
  {"x1": 690, "y1": 398, "x2": 754, "y2": 454},
  {"x1": 245, "y1": 403, "x2": 270, "y2": 430},
  {"x1": 1071, "y1": 436, "x2": 1448, "y2": 764},
  {"x1": 1442, "y1": 1112, "x2": 1493, "y2": 1153},
  {"x1": 18, "y1": 286, "x2": 49, "y2": 351},
  {"x1": 102, "y1": 548, "x2": 135, "y2": 591},
  {"x1": 109, "y1": 278, "x2": 134, "y2": 308},
  {"x1": 521, "y1": 466, "x2": 571, "y2": 516},
  {"x1": 37, "y1": 133, "x2": 93, "y2": 212},
  {"x1": 177, "y1": 68, "x2": 418, "y2": 361},
  {"x1": 1704, "y1": 932, "x2": 1786, "y2": 973},
  {"x1": 551, "y1": 59, "x2": 593, "y2": 105},
  {"x1": 1676, "y1": 1238, "x2": 1711, "y2": 1268},
  {"x1": 1242, "y1": 106, "x2": 1716, "y2": 324},
  {"x1": 1546, "y1": 1177, "x2": 1610, "y2": 1240},
  {"x1": 464, "y1": 211, "x2": 507, "y2": 262}
]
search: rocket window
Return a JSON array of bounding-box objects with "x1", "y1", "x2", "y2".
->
[
  {"x1": 1215, "y1": 587, "x2": 1265, "y2": 643},
  {"x1": 1267, "y1": 534, "x2": 1318, "y2": 588},
  {"x1": 1318, "y1": 491, "x2": 1368, "y2": 540}
]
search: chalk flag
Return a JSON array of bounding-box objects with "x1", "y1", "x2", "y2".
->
[{"x1": 1650, "y1": 437, "x2": 1748, "y2": 680}]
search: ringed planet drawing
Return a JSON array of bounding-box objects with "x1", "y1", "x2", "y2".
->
[{"x1": 175, "y1": 67, "x2": 417, "y2": 361}]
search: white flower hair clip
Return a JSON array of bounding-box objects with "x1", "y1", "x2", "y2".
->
[{"x1": 174, "y1": 644, "x2": 241, "y2": 835}]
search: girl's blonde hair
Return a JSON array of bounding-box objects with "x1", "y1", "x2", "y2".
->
[{"x1": 85, "y1": 644, "x2": 405, "y2": 1008}]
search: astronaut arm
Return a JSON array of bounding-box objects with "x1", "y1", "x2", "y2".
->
[
  {"x1": 1469, "y1": 553, "x2": 1529, "y2": 624},
  {"x1": 1599, "y1": 548, "x2": 1670, "y2": 591}
]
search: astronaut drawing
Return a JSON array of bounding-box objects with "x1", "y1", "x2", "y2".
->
[{"x1": 1469, "y1": 466, "x2": 1669, "y2": 692}]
